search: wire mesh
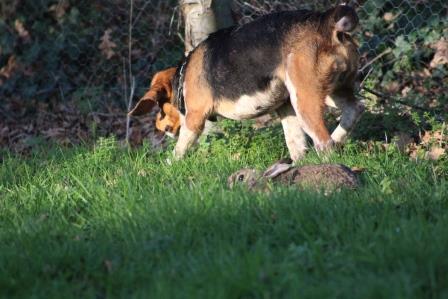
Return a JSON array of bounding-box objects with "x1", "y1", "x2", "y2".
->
[{"x1": 0, "y1": 0, "x2": 446, "y2": 108}]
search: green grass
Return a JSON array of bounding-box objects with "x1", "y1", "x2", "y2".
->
[{"x1": 1, "y1": 126, "x2": 447, "y2": 298}]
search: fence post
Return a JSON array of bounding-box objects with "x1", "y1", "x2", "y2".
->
[{"x1": 180, "y1": 0, "x2": 233, "y2": 54}]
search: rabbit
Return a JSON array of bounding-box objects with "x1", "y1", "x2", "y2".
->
[{"x1": 228, "y1": 158, "x2": 360, "y2": 194}]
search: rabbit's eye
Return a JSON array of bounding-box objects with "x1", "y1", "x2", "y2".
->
[{"x1": 238, "y1": 174, "x2": 245, "y2": 182}]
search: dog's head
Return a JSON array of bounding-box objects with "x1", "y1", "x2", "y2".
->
[
  {"x1": 154, "y1": 102, "x2": 181, "y2": 138},
  {"x1": 128, "y1": 67, "x2": 181, "y2": 137}
]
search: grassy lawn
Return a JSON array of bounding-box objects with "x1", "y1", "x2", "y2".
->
[{"x1": 1, "y1": 123, "x2": 447, "y2": 298}]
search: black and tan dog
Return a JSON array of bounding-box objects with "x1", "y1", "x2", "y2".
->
[{"x1": 134, "y1": 4, "x2": 364, "y2": 160}]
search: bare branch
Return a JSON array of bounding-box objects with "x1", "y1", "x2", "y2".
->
[
  {"x1": 361, "y1": 87, "x2": 430, "y2": 112},
  {"x1": 359, "y1": 48, "x2": 392, "y2": 73},
  {"x1": 125, "y1": 0, "x2": 135, "y2": 145}
]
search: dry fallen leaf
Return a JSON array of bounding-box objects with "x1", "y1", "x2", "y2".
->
[
  {"x1": 383, "y1": 12, "x2": 395, "y2": 22},
  {"x1": 99, "y1": 29, "x2": 117, "y2": 60},
  {"x1": 408, "y1": 143, "x2": 423, "y2": 161},
  {"x1": 419, "y1": 67, "x2": 432, "y2": 78},
  {"x1": 0, "y1": 55, "x2": 18, "y2": 81},
  {"x1": 48, "y1": 0, "x2": 70, "y2": 19},
  {"x1": 401, "y1": 86, "x2": 412, "y2": 97},
  {"x1": 14, "y1": 19, "x2": 30, "y2": 42},
  {"x1": 430, "y1": 38, "x2": 448, "y2": 68},
  {"x1": 421, "y1": 130, "x2": 445, "y2": 145},
  {"x1": 385, "y1": 81, "x2": 400, "y2": 93},
  {"x1": 0, "y1": 99, "x2": 167, "y2": 155},
  {"x1": 425, "y1": 147, "x2": 446, "y2": 161}
]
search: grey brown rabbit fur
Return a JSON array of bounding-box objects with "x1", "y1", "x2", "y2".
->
[{"x1": 228, "y1": 158, "x2": 360, "y2": 193}]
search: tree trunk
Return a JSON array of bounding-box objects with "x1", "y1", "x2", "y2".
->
[{"x1": 180, "y1": 0, "x2": 233, "y2": 54}]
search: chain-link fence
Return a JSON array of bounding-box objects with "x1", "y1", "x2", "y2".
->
[
  {"x1": 0, "y1": 0, "x2": 181, "y2": 109},
  {"x1": 0, "y1": 0, "x2": 446, "y2": 111}
]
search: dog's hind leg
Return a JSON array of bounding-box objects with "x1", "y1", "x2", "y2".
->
[
  {"x1": 325, "y1": 88, "x2": 364, "y2": 144},
  {"x1": 276, "y1": 103, "x2": 307, "y2": 161},
  {"x1": 285, "y1": 53, "x2": 333, "y2": 152}
]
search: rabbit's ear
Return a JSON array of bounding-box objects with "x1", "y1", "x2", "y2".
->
[{"x1": 263, "y1": 163, "x2": 293, "y2": 178}]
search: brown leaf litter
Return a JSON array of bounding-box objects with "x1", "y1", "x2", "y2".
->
[
  {"x1": 99, "y1": 29, "x2": 117, "y2": 60},
  {"x1": 0, "y1": 100, "x2": 168, "y2": 155}
]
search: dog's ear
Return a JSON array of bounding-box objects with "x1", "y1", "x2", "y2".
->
[
  {"x1": 129, "y1": 67, "x2": 176, "y2": 116},
  {"x1": 128, "y1": 90, "x2": 159, "y2": 116}
]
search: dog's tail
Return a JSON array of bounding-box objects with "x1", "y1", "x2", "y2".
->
[{"x1": 322, "y1": 4, "x2": 359, "y2": 34}]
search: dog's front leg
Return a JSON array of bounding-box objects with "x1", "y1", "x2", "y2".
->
[
  {"x1": 325, "y1": 90, "x2": 364, "y2": 144},
  {"x1": 276, "y1": 103, "x2": 307, "y2": 161},
  {"x1": 173, "y1": 112, "x2": 206, "y2": 159},
  {"x1": 173, "y1": 46, "x2": 214, "y2": 159},
  {"x1": 174, "y1": 127, "x2": 199, "y2": 159}
]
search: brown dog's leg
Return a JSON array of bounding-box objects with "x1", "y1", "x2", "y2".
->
[
  {"x1": 174, "y1": 112, "x2": 207, "y2": 159},
  {"x1": 174, "y1": 124, "x2": 200, "y2": 159},
  {"x1": 173, "y1": 47, "x2": 213, "y2": 159},
  {"x1": 285, "y1": 53, "x2": 333, "y2": 151},
  {"x1": 276, "y1": 103, "x2": 307, "y2": 161},
  {"x1": 325, "y1": 88, "x2": 364, "y2": 144}
]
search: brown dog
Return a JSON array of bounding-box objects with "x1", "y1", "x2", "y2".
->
[
  {"x1": 129, "y1": 67, "x2": 181, "y2": 138},
  {"x1": 171, "y1": 5, "x2": 363, "y2": 160},
  {"x1": 130, "y1": 5, "x2": 364, "y2": 161}
]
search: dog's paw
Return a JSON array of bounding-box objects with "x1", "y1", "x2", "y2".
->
[
  {"x1": 172, "y1": 148, "x2": 186, "y2": 162},
  {"x1": 315, "y1": 139, "x2": 335, "y2": 152}
]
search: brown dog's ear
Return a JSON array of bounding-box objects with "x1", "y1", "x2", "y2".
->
[
  {"x1": 129, "y1": 67, "x2": 176, "y2": 116},
  {"x1": 128, "y1": 93, "x2": 158, "y2": 116}
]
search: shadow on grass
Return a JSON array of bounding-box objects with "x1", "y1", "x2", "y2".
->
[{"x1": 0, "y1": 142, "x2": 447, "y2": 298}]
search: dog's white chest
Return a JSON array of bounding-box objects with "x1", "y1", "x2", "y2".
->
[{"x1": 215, "y1": 79, "x2": 288, "y2": 120}]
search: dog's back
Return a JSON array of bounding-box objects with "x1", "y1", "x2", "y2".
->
[
  {"x1": 174, "y1": 6, "x2": 358, "y2": 103},
  {"x1": 203, "y1": 10, "x2": 317, "y2": 100}
]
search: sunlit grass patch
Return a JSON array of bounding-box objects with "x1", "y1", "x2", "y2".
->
[{"x1": 0, "y1": 128, "x2": 447, "y2": 298}]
